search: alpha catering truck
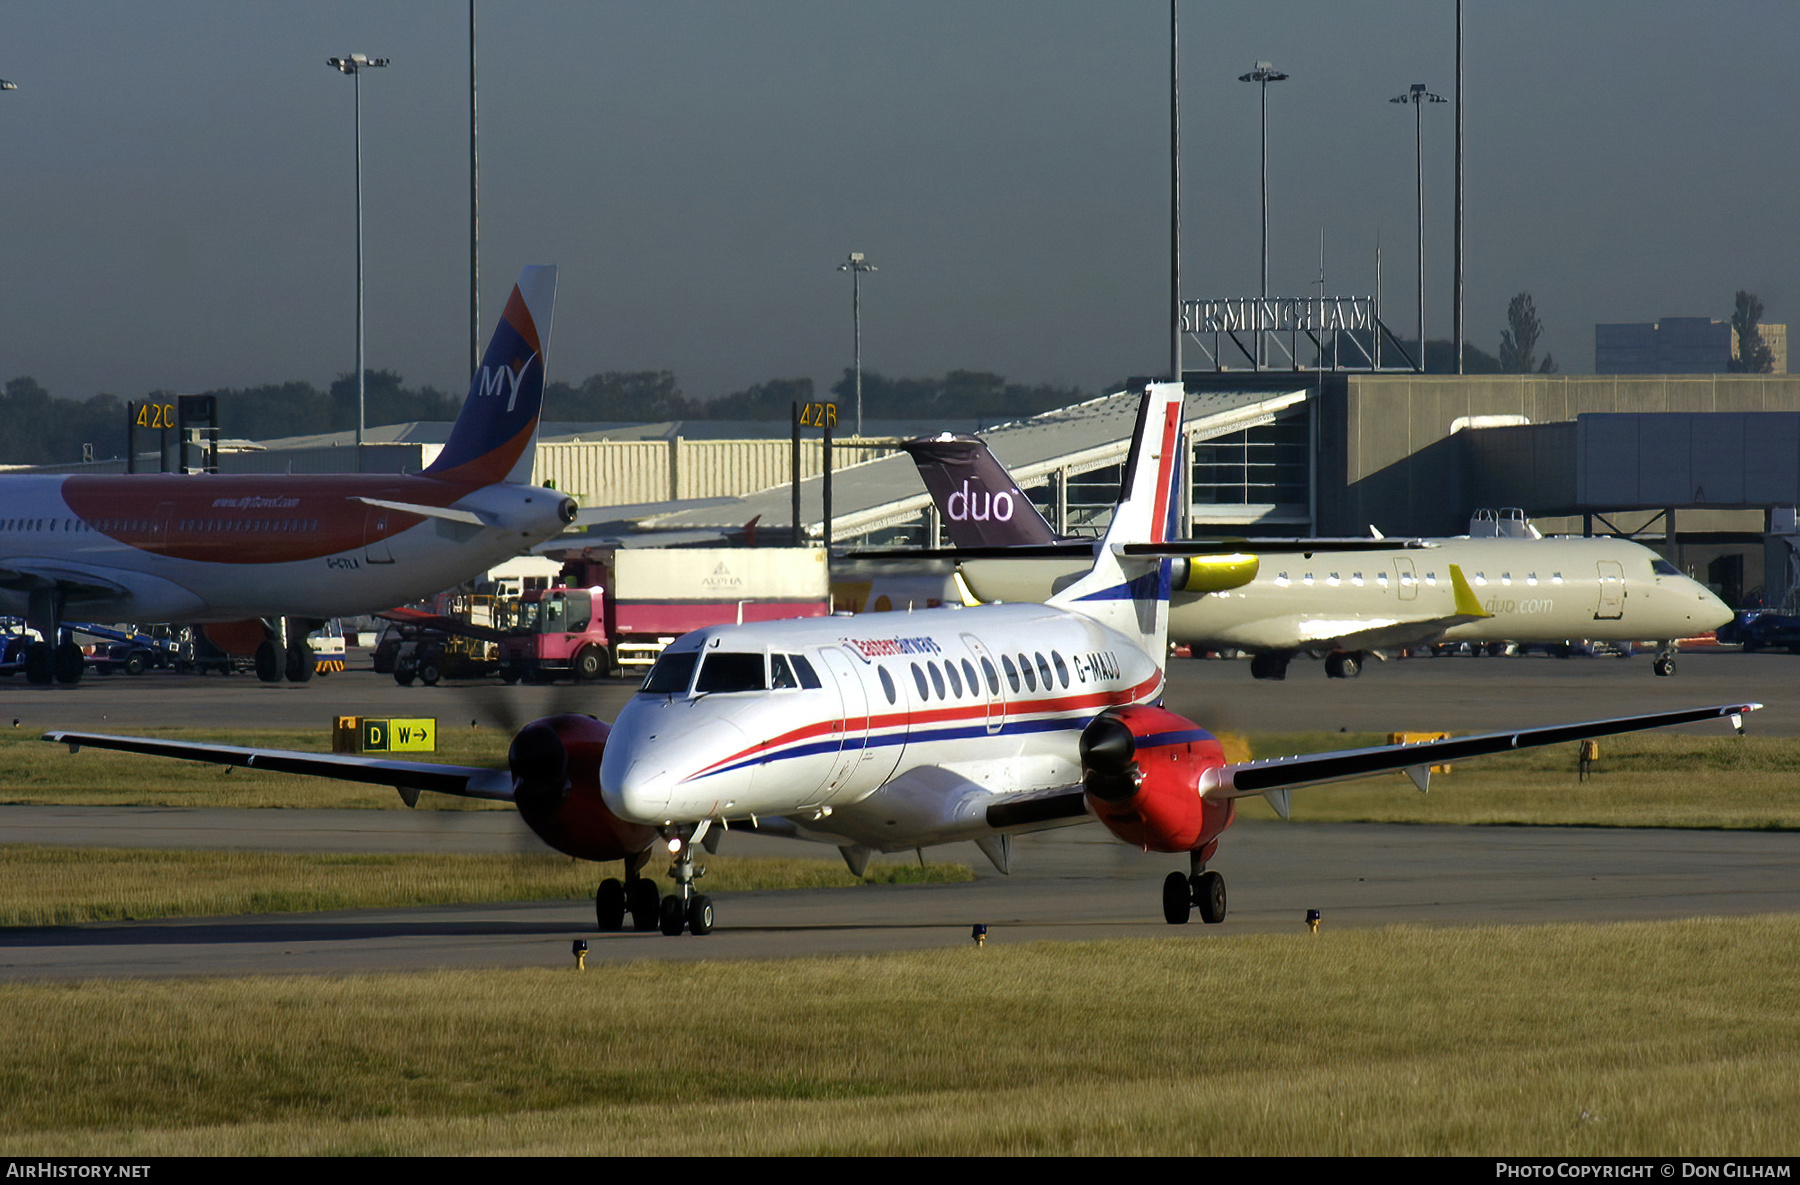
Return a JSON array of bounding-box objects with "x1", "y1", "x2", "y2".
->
[{"x1": 498, "y1": 546, "x2": 830, "y2": 682}]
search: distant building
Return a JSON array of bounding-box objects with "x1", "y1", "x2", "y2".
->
[
  {"x1": 1595, "y1": 317, "x2": 1730, "y2": 373},
  {"x1": 1731, "y1": 322, "x2": 1788, "y2": 374},
  {"x1": 1596, "y1": 317, "x2": 1787, "y2": 374}
]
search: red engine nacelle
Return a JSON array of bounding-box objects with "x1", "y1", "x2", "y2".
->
[
  {"x1": 1080, "y1": 705, "x2": 1234, "y2": 855},
  {"x1": 509, "y1": 713, "x2": 660, "y2": 863}
]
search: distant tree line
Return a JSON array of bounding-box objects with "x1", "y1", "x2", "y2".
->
[{"x1": 0, "y1": 367, "x2": 1095, "y2": 466}]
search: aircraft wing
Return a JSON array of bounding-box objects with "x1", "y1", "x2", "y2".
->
[
  {"x1": 1198, "y1": 563, "x2": 1493, "y2": 652},
  {"x1": 375, "y1": 605, "x2": 507, "y2": 644},
  {"x1": 1208, "y1": 702, "x2": 1759, "y2": 811},
  {"x1": 40, "y1": 731, "x2": 514, "y2": 805},
  {"x1": 982, "y1": 702, "x2": 1758, "y2": 831},
  {"x1": 0, "y1": 558, "x2": 133, "y2": 600}
]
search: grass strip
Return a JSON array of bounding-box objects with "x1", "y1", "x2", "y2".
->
[
  {"x1": 0, "y1": 915, "x2": 1794, "y2": 1155},
  {"x1": 0, "y1": 846, "x2": 972, "y2": 927}
]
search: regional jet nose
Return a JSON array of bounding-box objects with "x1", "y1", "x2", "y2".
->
[
  {"x1": 1694, "y1": 582, "x2": 1733, "y2": 631},
  {"x1": 600, "y1": 716, "x2": 754, "y2": 822}
]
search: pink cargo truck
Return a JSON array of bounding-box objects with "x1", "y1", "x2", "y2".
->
[{"x1": 496, "y1": 547, "x2": 829, "y2": 682}]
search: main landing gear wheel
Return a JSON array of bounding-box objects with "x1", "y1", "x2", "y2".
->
[
  {"x1": 1193, "y1": 870, "x2": 1227, "y2": 924},
  {"x1": 285, "y1": 644, "x2": 314, "y2": 683},
  {"x1": 1324, "y1": 652, "x2": 1363, "y2": 679},
  {"x1": 1249, "y1": 653, "x2": 1290, "y2": 681},
  {"x1": 596, "y1": 879, "x2": 626, "y2": 931},
  {"x1": 254, "y1": 639, "x2": 282, "y2": 683},
  {"x1": 1162, "y1": 871, "x2": 1192, "y2": 925},
  {"x1": 658, "y1": 894, "x2": 686, "y2": 936},
  {"x1": 628, "y1": 879, "x2": 661, "y2": 931},
  {"x1": 53, "y1": 642, "x2": 85, "y2": 685},
  {"x1": 25, "y1": 641, "x2": 52, "y2": 685}
]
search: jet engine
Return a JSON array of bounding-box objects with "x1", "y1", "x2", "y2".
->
[
  {"x1": 1079, "y1": 705, "x2": 1234, "y2": 855},
  {"x1": 509, "y1": 713, "x2": 659, "y2": 862}
]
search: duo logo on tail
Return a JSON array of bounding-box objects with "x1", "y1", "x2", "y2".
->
[
  {"x1": 899, "y1": 435, "x2": 1062, "y2": 547},
  {"x1": 425, "y1": 265, "x2": 559, "y2": 486}
]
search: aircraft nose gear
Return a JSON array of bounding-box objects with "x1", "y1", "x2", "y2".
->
[
  {"x1": 1653, "y1": 646, "x2": 1677, "y2": 677},
  {"x1": 659, "y1": 825, "x2": 715, "y2": 936}
]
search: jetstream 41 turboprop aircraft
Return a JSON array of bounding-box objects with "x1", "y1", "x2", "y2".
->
[
  {"x1": 1, "y1": 267, "x2": 575, "y2": 685},
  {"x1": 900, "y1": 431, "x2": 1730, "y2": 678},
  {"x1": 45, "y1": 384, "x2": 1759, "y2": 933}
]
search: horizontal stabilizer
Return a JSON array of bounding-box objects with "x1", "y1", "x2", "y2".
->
[{"x1": 352, "y1": 497, "x2": 491, "y2": 527}]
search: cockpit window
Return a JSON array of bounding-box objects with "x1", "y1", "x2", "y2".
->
[
  {"x1": 1652, "y1": 559, "x2": 1681, "y2": 577},
  {"x1": 790, "y1": 654, "x2": 823, "y2": 689},
  {"x1": 771, "y1": 654, "x2": 799, "y2": 690},
  {"x1": 641, "y1": 650, "x2": 699, "y2": 694},
  {"x1": 695, "y1": 652, "x2": 767, "y2": 693}
]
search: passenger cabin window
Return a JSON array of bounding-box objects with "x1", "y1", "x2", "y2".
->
[
  {"x1": 929, "y1": 662, "x2": 947, "y2": 699},
  {"x1": 695, "y1": 652, "x2": 767, "y2": 693},
  {"x1": 944, "y1": 661, "x2": 963, "y2": 697},
  {"x1": 1052, "y1": 651, "x2": 1069, "y2": 688},
  {"x1": 1019, "y1": 655, "x2": 1037, "y2": 691},
  {"x1": 1034, "y1": 653, "x2": 1053, "y2": 690},
  {"x1": 642, "y1": 651, "x2": 699, "y2": 694},
  {"x1": 963, "y1": 659, "x2": 982, "y2": 696},
  {"x1": 981, "y1": 657, "x2": 999, "y2": 695},
  {"x1": 878, "y1": 667, "x2": 898, "y2": 704},
  {"x1": 912, "y1": 663, "x2": 930, "y2": 700},
  {"x1": 1002, "y1": 654, "x2": 1020, "y2": 692}
]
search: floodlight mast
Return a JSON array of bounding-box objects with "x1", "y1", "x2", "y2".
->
[
  {"x1": 837, "y1": 252, "x2": 876, "y2": 437},
  {"x1": 1392, "y1": 82, "x2": 1445, "y2": 373},
  {"x1": 1237, "y1": 62, "x2": 1287, "y2": 303},
  {"x1": 328, "y1": 53, "x2": 391, "y2": 465}
]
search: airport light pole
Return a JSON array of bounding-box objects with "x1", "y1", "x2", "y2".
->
[
  {"x1": 837, "y1": 252, "x2": 876, "y2": 437},
  {"x1": 1237, "y1": 62, "x2": 1287, "y2": 305},
  {"x1": 1239, "y1": 62, "x2": 1286, "y2": 367},
  {"x1": 1392, "y1": 82, "x2": 1445, "y2": 373},
  {"x1": 328, "y1": 53, "x2": 390, "y2": 461}
]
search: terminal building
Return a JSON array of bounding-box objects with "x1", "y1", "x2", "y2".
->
[{"x1": 27, "y1": 365, "x2": 1800, "y2": 615}]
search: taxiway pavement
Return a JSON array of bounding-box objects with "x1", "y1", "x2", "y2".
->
[{"x1": 1, "y1": 646, "x2": 1792, "y2": 980}]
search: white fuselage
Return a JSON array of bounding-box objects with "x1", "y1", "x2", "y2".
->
[
  {"x1": 600, "y1": 602, "x2": 1161, "y2": 850},
  {"x1": 961, "y1": 536, "x2": 1729, "y2": 652}
]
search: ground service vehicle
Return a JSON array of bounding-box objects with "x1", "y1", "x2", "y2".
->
[{"x1": 498, "y1": 547, "x2": 830, "y2": 682}]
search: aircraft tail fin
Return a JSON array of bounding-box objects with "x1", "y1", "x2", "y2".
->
[
  {"x1": 900, "y1": 435, "x2": 1060, "y2": 547},
  {"x1": 1047, "y1": 383, "x2": 1184, "y2": 664},
  {"x1": 424, "y1": 265, "x2": 558, "y2": 485}
]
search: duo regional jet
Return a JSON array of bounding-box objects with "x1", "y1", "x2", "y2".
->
[
  {"x1": 46, "y1": 385, "x2": 1758, "y2": 932},
  {"x1": 1, "y1": 267, "x2": 576, "y2": 685},
  {"x1": 901, "y1": 431, "x2": 1732, "y2": 678}
]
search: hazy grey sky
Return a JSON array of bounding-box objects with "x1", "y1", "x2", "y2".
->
[{"x1": 0, "y1": 2, "x2": 1792, "y2": 408}]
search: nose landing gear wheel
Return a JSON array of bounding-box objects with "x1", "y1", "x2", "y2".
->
[
  {"x1": 687, "y1": 895, "x2": 715, "y2": 935},
  {"x1": 1653, "y1": 656, "x2": 1676, "y2": 677}
]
